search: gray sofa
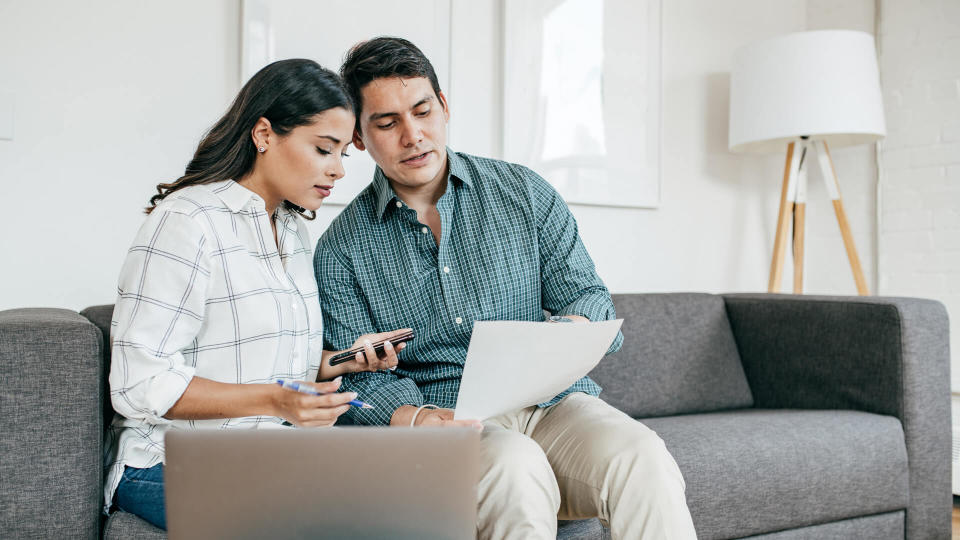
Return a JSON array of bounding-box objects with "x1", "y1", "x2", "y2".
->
[{"x1": 0, "y1": 293, "x2": 951, "y2": 539}]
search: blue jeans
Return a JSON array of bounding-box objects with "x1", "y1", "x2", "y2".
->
[{"x1": 114, "y1": 464, "x2": 166, "y2": 530}]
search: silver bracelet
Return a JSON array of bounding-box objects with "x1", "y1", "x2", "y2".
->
[{"x1": 409, "y1": 404, "x2": 440, "y2": 427}]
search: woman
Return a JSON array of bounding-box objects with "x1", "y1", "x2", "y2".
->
[{"x1": 104, "y1": 59, "x2": 407, "y2": 530}]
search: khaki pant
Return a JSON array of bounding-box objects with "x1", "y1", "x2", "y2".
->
[{"x1": 477, "y1": 393, "x2": 697, "y2": 540}]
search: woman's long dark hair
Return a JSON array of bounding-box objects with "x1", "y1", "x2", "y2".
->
[{"x1": 146, "y1": 59, "x2": 354, "y2": 219}]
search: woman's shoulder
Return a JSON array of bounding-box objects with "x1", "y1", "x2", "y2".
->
[
  {"x1": 135, "y1": 183, "x2": 235, "y2": 249},
  {"x1": 153, "y1": 180, "x2": 233, "y2": 216}
]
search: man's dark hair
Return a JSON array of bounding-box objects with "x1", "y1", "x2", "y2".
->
[{"x1": 340, "y1": 36, "x2": 443, "y2": 132}]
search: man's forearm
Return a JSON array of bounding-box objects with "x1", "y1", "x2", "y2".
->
[
  {"x1": 557, "y1": 289, "x2": 616, "y2": 322},
  {"x1": 339, "y1": 373, "x2": 425, "y2": 425}
]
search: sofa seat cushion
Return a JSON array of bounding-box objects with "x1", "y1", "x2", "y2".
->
[
  {"x1": 103, "y1": 510, "x2": 166, "y2": 539},
  {"x1": 102, "y1": 506, "x2": 608, "y2": 539},
  {"x1": 591, "y1": 293, "x2": 753, "y2": 418},
  {"x1": 101, "y1": 510, "x2": 607, "y2": 539},
  {"x1": 640, "y1": 409, "x2": 908, "y2": 540},
  {"x1": 740, "y1": 510, "x2": 904, "y2": 539}
]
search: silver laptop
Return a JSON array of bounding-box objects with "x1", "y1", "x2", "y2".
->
[{"x1": 165, "y1": 427, "x2": 480, "y2": 540}]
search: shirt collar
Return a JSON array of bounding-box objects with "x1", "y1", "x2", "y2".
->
[
  {"x1": 210, "y1": 179, "x2": 296, "y2": 230},
  {"x1": 212, "y1": 179, "x2": 260, "y2": 213},
  {"x1": 372, "y1": 147, "x2": 473, "y2": 220}
]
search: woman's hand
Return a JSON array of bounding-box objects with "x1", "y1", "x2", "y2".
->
[
  {"x1": 271, "y1": 378, "x2": 355, "y2": 428},
  {"x1": 319, "y1": 328, "x2": 411, "y2": 379}
]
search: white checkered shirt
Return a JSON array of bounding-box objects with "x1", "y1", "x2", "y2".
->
[{"x1": 103, "y1": 179, "x2": 323, "y2": 512}]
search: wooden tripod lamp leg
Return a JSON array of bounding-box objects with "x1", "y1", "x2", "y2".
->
[
  {"x1": 769, "y1": 142, "x2": 798, "y2": 293},
  {"x1": 815, "y1": 141, "x2": 870, "y2": 295},
  {"x1": 792, "y1": 145, "x2": 808, "y2": 294}
]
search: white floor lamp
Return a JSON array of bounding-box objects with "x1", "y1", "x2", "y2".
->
[{"x1": 729, "y1": 30, "x2": 886, "y2": 295}]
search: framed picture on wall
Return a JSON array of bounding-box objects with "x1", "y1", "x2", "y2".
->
[{"x1": 502, "y1": 0, "x2": 662, "y2": 208}]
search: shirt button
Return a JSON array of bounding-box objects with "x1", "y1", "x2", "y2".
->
[
  {"x1": 396, "y1": 201, "x2": 403, "y2": 208},
  {"x1": 421, "y1": 227, "x2": 428, "y2": 234},
  {"x1": 455, "y1": 317, "x2": 463, "y2": 324},
  {"x1": 291, "y1": 303, "x2": 298, "y2": 311},
  {"x1": 443, "y1": 266, "x2": 450, "y2": 273}
]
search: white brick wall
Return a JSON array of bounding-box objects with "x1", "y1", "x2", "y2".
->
[{"x1": 878, "y1": 0, "x2": 960, "y2": 391}]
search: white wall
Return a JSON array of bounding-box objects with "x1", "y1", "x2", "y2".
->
[
  {"x1": 0, "y1": 0, "x2": 889, "y2": 312},
  {"x1": 450, "y1": 0, "x2": 878, "y2": 296},
  {"x1": 876, "y1": 0, "x2": 960, "y2": 390},
  {"x1": 0, "y1": 1, "x2": 240, "y2": 310},
  {"x1": 576, "y1": 0, "x2": 802, "y2": 294}
]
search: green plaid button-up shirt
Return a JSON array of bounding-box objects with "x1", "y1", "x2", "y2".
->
[{"x1": 314, "y1": 149, "x2": 623, "y2": 425}]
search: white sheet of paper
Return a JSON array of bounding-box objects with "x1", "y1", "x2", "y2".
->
[{"x1": 453, "y1": 319, "x2": 623, "y2": 421}]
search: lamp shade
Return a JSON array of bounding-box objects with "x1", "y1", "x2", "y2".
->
[{"x1": 729, "y1": 30, "x2": 886, "y2": 153}]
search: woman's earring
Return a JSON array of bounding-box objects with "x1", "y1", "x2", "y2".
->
[{"x1": 258, "y1": 146, "x2": 266, "y2": 153}]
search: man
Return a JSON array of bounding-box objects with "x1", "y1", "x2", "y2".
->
[{"x1": 314, "y1": 36, "x2": 697, "y2": 540}]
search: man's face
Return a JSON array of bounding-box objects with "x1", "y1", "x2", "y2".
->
[{"x1": 353, "y1": 76, "x2": 450, "y2": 191}]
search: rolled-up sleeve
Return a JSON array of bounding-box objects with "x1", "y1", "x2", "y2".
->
[
  {"x1": 528, "y1": 170, "x2": 624, "y2": 354},
  {"x1": 334, "y1": 371, "x2": 424, "y2": 426},
  {"x1": 110, "y1": 209, "x2": 210, "y2": 424},
  {"x1": 314, "y1": 236, "x2": 424, "y2": 425}
]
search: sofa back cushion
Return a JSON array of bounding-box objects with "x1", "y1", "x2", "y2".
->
[
  {"x1": 588, "y1": 293, "x2": 753, "y2": 418},
  {"x1": 86, "y1": 295, "x2": 755, "y2": 422},
  {"x1": 79, "y1": 304, "x2": 116, "y2": 437}
]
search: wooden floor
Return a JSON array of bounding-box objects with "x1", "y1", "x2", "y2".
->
[{"x1": 953, "y1": 496, "x2": 960, "y2": 540}]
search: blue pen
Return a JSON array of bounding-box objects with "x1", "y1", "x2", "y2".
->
[{"x1": 275, "y1": 379, "x2": 374, "y2": 409}]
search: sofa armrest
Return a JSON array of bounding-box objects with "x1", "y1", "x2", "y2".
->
[
  {"x1": 722, "y1": 293, "x2": 950, "y2": 539},
  {"x1": 0, "y1": 308, "x2": 104, "y2": 539}
]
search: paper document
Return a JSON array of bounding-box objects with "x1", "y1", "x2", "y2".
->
[{"x1": 453, "y1": 319, "x2": 623, "y2": 421}]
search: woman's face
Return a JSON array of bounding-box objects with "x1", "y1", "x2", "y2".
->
[{"x1": 257, "y1": 106, "x2": 356, "y2": 212}]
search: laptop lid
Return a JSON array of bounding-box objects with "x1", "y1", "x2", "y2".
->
[{"x1": 165, "y1": 427, "x2": 479, "y2": 540}]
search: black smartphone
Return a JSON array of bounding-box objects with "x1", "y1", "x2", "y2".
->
[{"x1": 327, "y1": 330, "x2": 415, "y2": 367}]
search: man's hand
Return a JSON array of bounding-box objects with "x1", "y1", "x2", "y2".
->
[
  {"x1": 318, "y1": 328, "x2": 410, "y2": 380},
  {"x1": 416, "y1": 408, "x2": 484, "y2": 430},
  {"x1": 390, "y1": 405, "x2": 483, "y2": 430},
  {"x1": 548, "y1": 314, "x2": 590, "y2": 323},
  {"x1": 344, "y1": 328, "x2": 410, "y2": 372}
]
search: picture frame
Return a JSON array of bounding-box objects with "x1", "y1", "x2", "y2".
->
[{"x1": 502, "y1": 0, "x2": 662, "y2": 208}]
